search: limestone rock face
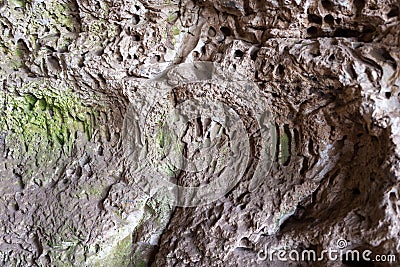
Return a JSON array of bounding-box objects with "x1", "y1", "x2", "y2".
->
[{"x1": 0, "y1": 0, "x2": 399, "y2": 266}]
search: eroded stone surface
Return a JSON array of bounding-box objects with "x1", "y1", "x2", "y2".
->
[{"x1": 0, "y1": 0, "x2": 399, "y2": 266}]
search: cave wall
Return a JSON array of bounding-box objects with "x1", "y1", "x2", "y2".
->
[{"x1": 0, "y1": 0, "x2": 399, "y2": 266}]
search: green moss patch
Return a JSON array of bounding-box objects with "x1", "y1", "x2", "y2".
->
[{"x1": 0, "y1": 79, "x2": 95, "y2": 185}]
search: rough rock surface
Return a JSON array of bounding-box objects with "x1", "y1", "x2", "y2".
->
[{"x1": 0, "y1": 0, "x2": 399, "y2": 266}]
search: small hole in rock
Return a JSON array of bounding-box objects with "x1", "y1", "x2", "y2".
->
[
  {"x1": 277, "y1": 64, "x2": 285, "y2": 76},
  {"x1": 45, "y1": 45, "x2": 56, "y2": 53},
  {"x1": 352, "y1": 188, "x2": 361, "y2": 195},
  {"x1": 321, "y1": 0, "x2": 334, "y2": 10},
  {"x1": 75, "y1": 166, "x2": 82, "y2": 177},
  {"x1": 354, "y1": 0, "x2": 366, "y2": 14},
  {"x1": 137, "y1": 46, "x2": 144, "y2": 53},
  {"x1": 389, "y1": 191, "x2": 397, "y2": 201},
  {"x1": 132, "y1": 14, "x2": 140, "y2": 25},
  {"x1": 250, "y1": 47, "x2": 259, "y2": 60},
  {"x1": 158, "y1": 46, "x2": 166, "y2": 53},
  {"x1": 220, "y1": 26, "x2": 232, "y2": 36},
  {"x1": 387, "y1": 6, "x2": 399, "y2": 18},
  {"x1": 328, "y1": 54, "x2": 335, "y2": 61},
  {"x1": 133, "y1": 34, "x2": 141, "y2": 41},
  {"x1": 98, "y1": 146, "x2": 104, "y2": 156},
  {"x1": 362, "y1": 25, "x2": 376, "y2": 34},
  {"x1": 192, "y1": 51, "x2": 200, "y2": 58},
  {"x1": 385, "y1": 92, "x2": 392, "y2": 99},
  {"x1": 97, "y1": 73, "x2": 106, "y2": 82},
  {"x1": 151, "y1": 55, "x2": 161, "y2": 63},
  {"x1": 324, "y1": 14, "x2": 335, "y2": 24},
  {"x1": 333, "y1": 28, "x2": 360, "y2": 38},
  {"x1": 300, "y1": 157, "x2": 308, "y2": 175},
  {"x1": 234, "y1": 50, "x2": 244, "y2": 58},
  {"x1": 308, "y1": 14, "x2": 322, "y2": 24},
  {"x1": 208, "y1": 26, "x2": 216, "y2": 37},
  {"x1": 307, "y1": 26, "x2": 318, "y2": 35}
]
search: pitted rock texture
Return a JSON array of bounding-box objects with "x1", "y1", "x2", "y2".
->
[{"x1": 0, "y1": 0, "x2": 399, "y2": 266}]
